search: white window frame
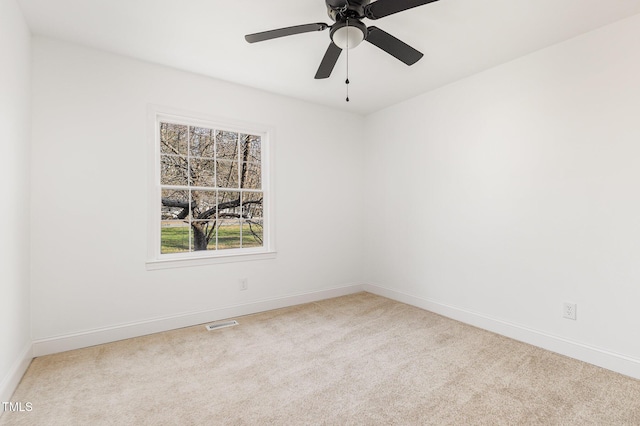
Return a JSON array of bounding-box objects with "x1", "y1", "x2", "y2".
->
[{"x1": 146, "y1": 106, "x2": 276, "y2": 270}]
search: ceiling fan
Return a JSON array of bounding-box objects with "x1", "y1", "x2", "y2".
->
[{"x1": 245, "y1": 0, "x2": 440, "y2": 80}]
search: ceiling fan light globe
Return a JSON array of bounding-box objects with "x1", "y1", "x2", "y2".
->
[{"x1": 331, "y1": 26, "x2": 365, "y2": 50}]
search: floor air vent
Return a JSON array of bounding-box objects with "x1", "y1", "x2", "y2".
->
[{"x1": 205, "y1": 320, "x2": 239, "y2": 331}]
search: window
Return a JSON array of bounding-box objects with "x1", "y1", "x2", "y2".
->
[{"x1": 147, "y1": 109, "x2": 274, "y2": 268}]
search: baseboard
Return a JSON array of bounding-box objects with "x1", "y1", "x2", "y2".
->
[
  {"x1": 363, "y1": 284, "x2": 640, "y2": 380},
  {"x1": 0, "y1": 343, "x2": 32, "y2": 404},
  {"x1": 31, "y1": 282, "x2": 640, "y2": 379},
  {"x1": 32, "y1": 284, "x2": 363, "y2": 357}
]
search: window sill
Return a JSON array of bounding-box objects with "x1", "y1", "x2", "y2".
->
[{"x1": 146, "y1": 250, "x2": 277, "y2": 270}]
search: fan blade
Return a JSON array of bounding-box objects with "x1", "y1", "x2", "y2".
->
[
  {"x1": 365, "y1": 0, "x2": 439, "y2": 20},
  {"x1": 245, "y1": 23, "x2": 329, "y2": 43},
  {"x1": 315, "y1": 42, "x2": 342, "y2": 79},
  {"x1": 365, "y1": 26, "x2": 423, "y2": 65}
]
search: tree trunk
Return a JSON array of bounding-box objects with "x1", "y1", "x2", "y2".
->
[{"x1": 192, "y1": 222, "x2": 209, "y2": 251}]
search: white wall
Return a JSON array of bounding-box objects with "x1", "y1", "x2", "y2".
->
[
  {"x1": 30, "y1": 38, "x2": 364, "y2": 350},
  {"x1": 363, "y1": 14, "x2": 640, "y2": 375},
  {"x1": 0, "y1": 0, "x2": 32, "y2": 402}
]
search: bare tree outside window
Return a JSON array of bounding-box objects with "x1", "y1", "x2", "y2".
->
[{"x1": 159, "y1": 122, "x2": 264, "y2": 254}]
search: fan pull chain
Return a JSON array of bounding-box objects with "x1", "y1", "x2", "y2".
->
[{"x1": 345, "y1": 19, "x2": 350, "y2": 102}]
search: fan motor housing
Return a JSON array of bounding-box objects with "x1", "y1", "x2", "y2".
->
[{"x1": 326, "y1": 0, "x2": 371, "y2": 21}]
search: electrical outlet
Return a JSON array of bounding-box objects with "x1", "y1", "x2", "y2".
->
[
  {"x1": 563, "y1": 302, "x2": 577, "y2": 320},
  {"x1": 239, "y1": 278, "x2": 248, "y2": 291}
]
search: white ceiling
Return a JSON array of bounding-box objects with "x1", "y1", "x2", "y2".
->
[{"x1": 17, "y1": 0, "x2": 640, "y2": 115}]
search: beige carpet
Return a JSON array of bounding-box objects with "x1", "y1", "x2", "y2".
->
[{"x1": 2, "y1": 292, "x2": 640, "y2": 425}]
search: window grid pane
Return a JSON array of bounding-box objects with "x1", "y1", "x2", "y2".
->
[{"x1": 159, "y1": 121, "x2": 264, "y2": 255}]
